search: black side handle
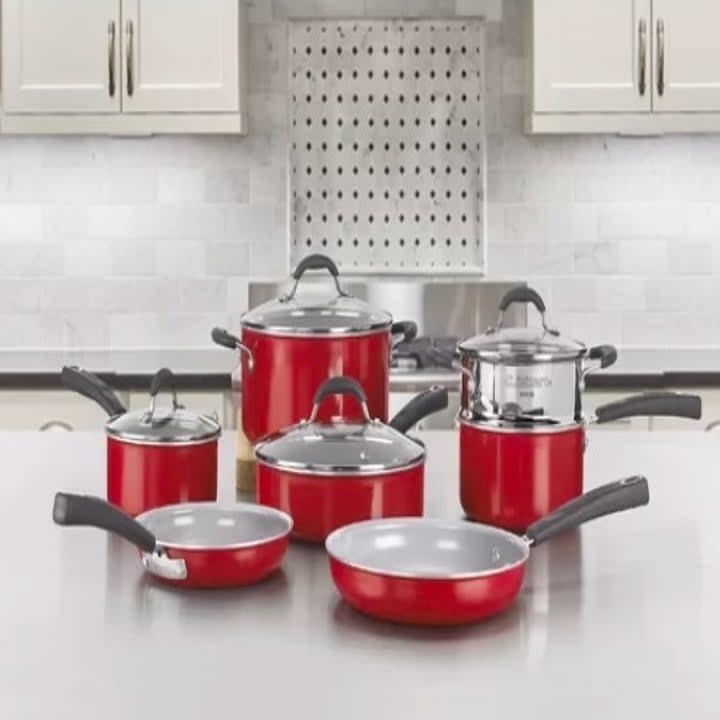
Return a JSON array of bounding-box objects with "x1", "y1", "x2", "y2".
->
[
  {"x1": 595, "y1": 392, "x2": 702, "y2": 424},
  {"x1": 150, "y1": 368, "x2": 175, "y2": 398},
  {"x1": 389, "y1": 386, "x2": 449, "y2": 434},
  {"x1": 211, "y1": 326, "x2": 241, "y2": 350},
  {"x1": 53, "y1": 492, "x2": 156, "y2": 553},
  {"x1": 498, "y1": 286, "x2": 546, "y2": 314},
  {"x1": 525, "y1": 476, "x2": 649, "y2": 547},
  {"x1": 313, "y1": 376, "x2": 367, "y2": 407},
  {"x1": 60, "y1": 366, "x2": 127, "y2": 417},
  {"x1": 293, "y1": 253, "x2": 340, "y2": 280},
  {"x1": 588, "y1": 344, "x2": 618, "y2": 369},
  {"x1": 390, "y1": 321, "x2": 418, "y2": 345}
]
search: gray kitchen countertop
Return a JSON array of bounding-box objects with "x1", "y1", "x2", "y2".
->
[{"x1": 3, "y1": 431, "x2": 718, "y2": 719}]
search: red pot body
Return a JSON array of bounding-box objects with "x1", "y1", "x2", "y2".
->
[
  {"x1": 256, "y1": 462, "x2": 424, "y2": 543},
  {"x1": 329, "y1": 557, "x2": 526, "y2": 625},
  {"x1": 139, "y1": 535, "x2": 289, "y2": 589},
  {"x1": 240, "y1": 327, "x2": 390, "y2": 443},
  {"x1": 107, "y1": 437, "x2": 218, "y2": 516},
  {"x1": 460, "y1": 421, "x2": 584, "y2": 531}
]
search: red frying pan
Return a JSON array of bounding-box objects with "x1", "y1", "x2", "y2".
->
[
  {"x1": 326, "y1": 475, "x2": 649, "y2": 625},
  {"x1": 53, "y1": 493, "x2": 292, "y2": 588}
]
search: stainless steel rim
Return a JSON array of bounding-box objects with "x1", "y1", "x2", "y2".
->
[
  {"x1": 458, "y1": 413, "x2": 584, "y2": 434},
  {"x1": 255, "y1": 454, "x2": 425, "y2": 476},
  {"x1": 239, "y1": 322, "x2": 393, "y2": 338},
  {"x1": 104, "y1": 430, "x2": 221, "y2": 447},
  {"x1": 456, "y1": 346, "x2": 586, "y2": 364},
  {"x1": 325, "y1": 517, "x2": 530, "y2": 580},
  {"x1": 135, "y1": 502, "x2": 293, "y2": 550}
]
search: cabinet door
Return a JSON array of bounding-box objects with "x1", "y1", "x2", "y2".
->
[
  {"x1": 652, "y1": 0, "x2": 720, "y2": 112},
  {"x1": 1, "y1": 0, "x2": 121, "y2": 113},
  {"x1": 122, "y1": 0, "x2": 240, "y2": 113},
  {"x1": 532, "y1": 0, "x2": 651, "y2": 113}
]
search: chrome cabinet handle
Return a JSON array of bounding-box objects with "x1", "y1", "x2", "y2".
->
[
  {"x1": 638, "y1": 18, "x2": 647, "y2": 96},
  {"x1": 108, "y1": 20, "x2": 116, "y2": 98},
  {"x1": 657, "y1": 18, "x2": 665, "y2": 96},
  {"x1": 126, "y1": 20, "x2": 134, "y2": 97}
]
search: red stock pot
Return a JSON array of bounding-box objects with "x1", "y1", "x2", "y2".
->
[
  {"x1": 455, "y1": 286, "x2": 702, "y2": 530},
  {"x1": 61, "y1": 367, "x2": 221, "y2": 516},
  {"x1": 254, "y1": 377, "x2": 448, "y2": 543},
  {"x1": 211, "y1": 254, "x2": 416, "y2": 443}
]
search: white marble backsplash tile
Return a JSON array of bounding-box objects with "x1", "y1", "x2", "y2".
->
[{"x1": 2, "y1": 0, "x2": 720, "y2": 351}]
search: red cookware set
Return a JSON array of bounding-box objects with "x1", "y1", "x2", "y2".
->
[{"x1": 53, "y1": 263, "x2": 694, "y2": 625}]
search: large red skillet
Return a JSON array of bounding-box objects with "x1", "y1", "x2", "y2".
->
[
  {"x1": 53, "y1": 493, "x2": 291, "y2": 588},
  {"x1": 326, "y1": 475, "x2": 649, "y2": 626}
]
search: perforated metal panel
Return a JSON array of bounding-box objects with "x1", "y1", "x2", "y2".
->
[{"x1": 288, "y1": 19, "x2": 487, "y2": 275}]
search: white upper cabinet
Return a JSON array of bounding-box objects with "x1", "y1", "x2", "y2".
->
[
  {"x1": 0, "y1": 0, "x2": 247, "y2": 134},
  {"x1": 122, "y1": 0, "x2": 240, "y2": 113},
  {"x1": 2, "y1": 0, "x2": 121, "y2": 113},
  {"x1": 532, "y1": 0, "x2": 651, "y2": 113},
  {"x1": 527, "y1": 0, "x2": 720, "y2": 133},
  {"x1": 652, "y1": 0, "x2": 720, "y2": 113}
]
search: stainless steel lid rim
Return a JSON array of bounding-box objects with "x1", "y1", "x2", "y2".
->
[
  {"x1": 255, "y1": 454, "x2": 426, "y2": 476},
  {"x1": 104, "y1": 429, "x2": 221, "y2": 446},
  {"x1": 240, "y1": 321, "x2": 393, "y2": 338},
  {"x1": 458, "y1": 413, "x2": 584, "y2": 434},
  {"x1": 457, "y1": 348, "x2": 587, "y2": 364}
]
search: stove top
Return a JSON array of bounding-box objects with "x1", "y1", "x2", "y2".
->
[{"x1": 392, "y1": 337, "x2": 458, "y2": 370}]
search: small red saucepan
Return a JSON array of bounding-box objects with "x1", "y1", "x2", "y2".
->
[
  {"x1": 326, "y1": 475, "x2": 649, "y2": 626},
  {"x1": 61, "y1": 366, "x2": 220, "y2": 516},
  {"x1": 53, "y1": 493, "x2": 292, "y2": 588},
  {"x1": 255, "y1": 377, "x2": 448, "y2": 543}
]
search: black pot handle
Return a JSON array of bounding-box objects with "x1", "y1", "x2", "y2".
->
[
  {"x1": 389, "y1": 386, "x2": 449, "y2": 434},
  {"x1": 211, "y1": 327, "x2": 255, "y2": 371},
  {"x1": 149, "y1": 368, "x2": 176, "y2": 398},
  {"x1": 53, "y1": 492, "x2": 156, "y2": 553},
  {"x1": 61, "y1": 366, "x2": 127, "y2": 417},
  {"x1": 390, "y1": 320, "x2": 418, "y2": 347},
  {"x1": 292, "y1": 253, "x2": 340, "y2": 280},
  {"x1": 313, "y1": 376, "x2": 368, "y2": 408},
  {"x1": 525, "y1": 476, "x2": 649, "y2": 547},
  {"x1": 498, "y1": 286, "x2": 546, "y2": 314},
  {"x1": 594, "y1": 392, "x2": 702, "y2": 424},
  {"x1": 588, "y1": 344, "x2": 618, "y2": 369}
]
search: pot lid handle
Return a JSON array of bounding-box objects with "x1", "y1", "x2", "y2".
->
[
  {"x1": 281, "y1": 253, "x2": 350, "y2": 303},
  {"x1": 308, "y1": 376, "x2": 372, "y2": 424},
  {"x1": 492, "y1": 285, "x2": 559, "y2": 336},
  {"x1": 145, "y1": 368, "x2": 183, "y2": 424}
]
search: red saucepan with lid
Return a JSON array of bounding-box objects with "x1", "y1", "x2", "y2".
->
[
  {"x1": 61, "y1": 366, "x2": 221, "y2": 516},
  {"x1": 211, "y1": 253, "x2": 417, "y2": 443},
  {"x1": 53, "y1": 493, "x2": 292, "y2": 588},
  {"x1": 326, "y1": 475, "x2": 649, "y2": 626},
  {"x1": 255, "y1": 377, "x2": 449, "y2": 543}
]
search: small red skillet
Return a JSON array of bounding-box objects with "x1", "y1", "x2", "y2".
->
[
  {"x1": 326, "y1": 475, "x2": 649, "y2": 625},
  {"x1": 53, "y1": 493, "x2": 292, "y2": 588}
]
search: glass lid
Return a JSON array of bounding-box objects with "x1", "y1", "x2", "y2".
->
[
  {"x1": 241, "y1": 254, "x2": 392, "y2": 335},
  {"x1": 458, "y1": 286, "x2": 585, "y2": 363}
]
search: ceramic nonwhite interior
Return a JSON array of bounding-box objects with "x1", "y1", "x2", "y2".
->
[
  {"x1": 137, "y1": 503, "x2": 293, "y2": 550},
  {"x1": 326, "y1": 518, "x2": 529, "y2": 580}
]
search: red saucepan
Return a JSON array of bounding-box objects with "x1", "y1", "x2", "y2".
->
[
  {"x1": 53, "y1": 493, "x2": 292, "y2": 588},
  {"x1": 61, "y1": 366, "x2": 220, "y2": 516},
  {"x1": 211, "y1": 253, "x2": 417, "y2": 443},
  {"x1": 326, "y1": 475, "x2": 649, "y2": 625},
  {"x1": 460, "y1": 391, "x2": 700, "y2": 531},
  {"x1": 255, "y1": 377, "x2": 448, "y2": 543}
]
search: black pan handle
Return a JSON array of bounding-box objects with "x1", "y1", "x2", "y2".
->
[
  {"x1": 526, "y1": 476, "x2": 649, "y2": 547},
  {"x1": 390, "y1": 321, "x2": 418, "y2": 346},
  {"x1": 498, "y1": 286, "x2": 546, "y2": 314},
  {"x1": 149, "y1": 367, "x2": 175, "y2": 398},
  {"x1": 53, "y1": 492, "x2": 156, "y2": 553},
  {"x1": 211, "y1": 326, "x2": 240, "y2": 351},
  {"x1": 389, "y1": 386, "x2": 449, "y2": 434},
  {"x1": 588, "y1": 344, "x2": 618, "y2": 369},
  {"x1": 313, "y1": 376, "x2": 367, "y2": 407},
  {"x1": 594, "y1": 392, "x2": 702, "y2": 424},
  {"x1": 293, "y1": 253, "x2": 340, "y2": 280},
  {"x1": 61, "y1": 366, "x2": 127, "y2": 417}
]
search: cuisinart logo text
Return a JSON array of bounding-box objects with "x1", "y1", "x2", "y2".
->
[{"x1": 505, "y1": 375, "x2": 552, "y2": 389}]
